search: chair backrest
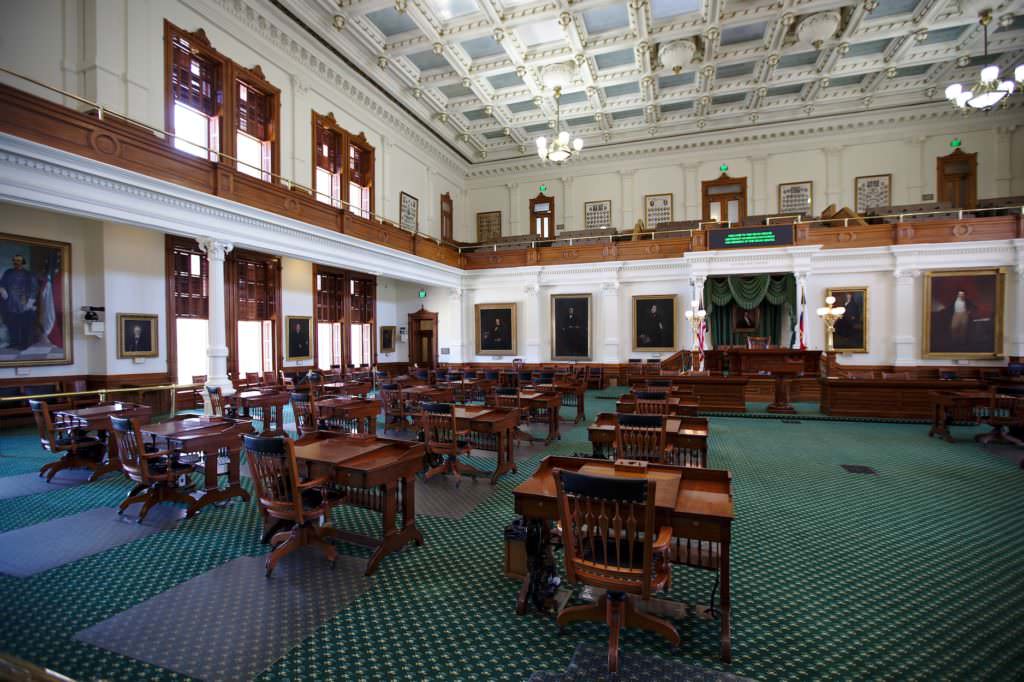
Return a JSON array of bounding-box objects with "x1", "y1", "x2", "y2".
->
[
  {"x1": 634, "y1": 391, "x2": 670, "y2": 415},
  {"x1": 492, "y1": 387, "x2": 521, "y2": 409},
  {"x1": 243, "y1": 434, "x2": 304, "y2": 521},
  {"x1": 518, "y1": 370, "x2": 533, "y2": 384},
  {"x1": 414, "y1": 368, "x2": 429, "y2": 381},
  {"x1": 746, "y1": 336, "x2": 770, "y2": 349},
  {"x1": 245, "y1": 372, "x2": 260, "y2": 386},
  {"x1": 278, "y1": 371, "x2": 295, "y2": 390},
  {"x1": 290, "y1": 391, "x2": 318, "y2": 436},
  {"x1": 435, "y1": 370, "x2": 450, "y2": 382},
  {"x1": 28, "y1": 399, "x2": 56, "y2": 451},
  {"x1": 109, "y1": 415, "x2": 151, "y2": 479},
  {"x1": 421, "y1": 402, "x2": 458, "y2": 451},
  {"x1": 615, "y1": 413, "x2": 668, "y2": 461},
  {"x1": 484, "y1": 370, "x2": 500, "y2": 381},
  {"x1": 380, "y1": 383, "x2": 404, "y2": 413},
  {"x1": 192, "y1": 374, "x2": 208, "y2": 386},
  {"x1": 555, "y1": 469, "x2": 657, "y2": 597},
  {"x1": 207, "y1": 385, "x2": 225, "y2": 416}
]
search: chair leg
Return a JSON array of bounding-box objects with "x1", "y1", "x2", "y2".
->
[
  {"x1": 265, "y1": 532, "x2": 304, "y2": 577},
  {"x1": 606, "y1": 593, "x2": 625, "y2": 674},
  {"x1": 625, "y1": 598, "x2": 680, "y2": 648},
  {"x1": 118, "y1": 491, "x2": 150, "y2": 514},
  {"x1": 556, "y1": 595, "x2": 606, "y2": 632},
  {"x1": 136, "y1": 496, "x2": 158, "y2": 524}
]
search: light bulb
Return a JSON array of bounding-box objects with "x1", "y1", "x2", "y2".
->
[
  {"x1": 969, "y1": 90, "x2": 1006, "y2": 108},
  {"x1": 998, "y1": 80, "x2": 1015, "y2": 93},
  {"x1": 816, "y1": 307, "x2": 827, "y2": 317},
  {"x1": 955, "y1": 91, "x2": 972, "y2": 107},
  {"x1": 557, "y1": 130, "x2": 570, "y2": 145},
  {"x1": 944, "y1": 83, "x2": 962, "y2": 100},
  {"x1": 825, "y1": 296, "x2": 836, "y2": 305},
  {"x1": 572, "y1": 137, "x2": 583, "y2": 151},
  {"x1": 548, "y1": 148, "x2": 570, "y2": 162},
  {"x1": 538, "y1": 149, "x2": 546, "y2": 159},
  {"x1": 1016, "y1": 64, "x2": 1024, "y2": 83},
  {"x1": 834, "y1": 306, "x2": 846, "y2": 316},
  {"x1": 536, "y1": 136, "x2": 547, "y2": 149},
  {"x1": 980, "y1": 65, "x2": 999, "y2": 83}
]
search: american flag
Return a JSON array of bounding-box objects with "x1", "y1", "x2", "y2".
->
[
  {"x1": 696, "y1": 292, "x2": 708, "y2": 370},
  {"x1": 798, "y1": 290, "x2": 807, "y2": 350}
]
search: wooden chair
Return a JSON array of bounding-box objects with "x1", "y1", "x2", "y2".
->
[
  {"x1": 644, "y1": 359, "x2": 661, "y2": 376},
  {"x1": 190, "y1": 375, "x2": 208, "y2": 408},
  {"x1": 634, "y1": 391, "x2": 670, "y2": 415},
  {"x1": 244, "y1": 434, "x2": 339, "y2": 577},
  {"x1": 554, "y1": 469, "x2": 677, "y2": 673},
  {"x1": 614, "y1": 413, "x2": 670, "y2": 462},
  {"x1": 206, "y1": 386, "x2": 230, "y2": 417},
  {"x1": 379, "y1": 383, "x2": 408, "y2": 431},
  {"x1": 421, "y1": 402, "x2": 486, "y2": 486},
  {"x1": 588, "y1": 366, "x2": 604, "y2": 390},
  {"x1": 68, "y1": 379, "x2": 101, "y2": 409},
  {"x1": 746, "y1": 336, "x2": 770, "y2": 349},
  {"x1": 110, "y1": 415, "x2": 195, "y2": 524},
  {"x1": 627, "y1": 359, "x2": 644, "y2": 383},
  {"x1": 490, "y1": 387, "x2": 537, "y2": 449},
  {"x1": 516, "y1": 370, "x2": 534, "y2": 389},
  {"x1": 290, "y1": 391, "x2": 318, "y2": 436},
  {"x1": 278, "y1": 370, "x2": 296, "y2": 391},
  {"x1": 30, "y1": 399, "x2": 106, "y2": 482},
  {"x1": 296, "y1": 371, "x2": 323, "y2": 395},
  {"x1": 244, "y1": 372, "x2": 261, "y2": 388}
]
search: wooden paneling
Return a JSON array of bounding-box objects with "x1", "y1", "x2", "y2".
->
[
  {"x1": 343, "y1": 213, "x2": 416, "y2": 252},
  {"x1": 819, "y1": 377, "x2": 983, "y2": 419}
]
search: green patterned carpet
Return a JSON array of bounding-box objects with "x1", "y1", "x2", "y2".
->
[{"x1": 1, "y1": 394, "x2": 1022, "y2": 681}]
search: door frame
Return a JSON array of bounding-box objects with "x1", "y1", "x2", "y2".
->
[
  {"x1": 408, "y1": 308, "x2": 439, "y2": 368},
  {"x1": 936, "y1": 147, "x2": 977, "y2": 210}
]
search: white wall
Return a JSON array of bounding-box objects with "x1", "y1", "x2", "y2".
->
[{"x1": 280, "y1": 257, "x2": 313, "y2": 368}]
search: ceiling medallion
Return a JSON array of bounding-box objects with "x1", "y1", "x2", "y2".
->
[{"x1": 944, "y1": 11, "x2": 1022, "y2": 111}]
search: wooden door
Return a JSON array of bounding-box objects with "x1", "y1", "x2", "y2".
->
[
  {"x1": 408, "y1": 309, "x2": 438, "y2": 368},
  {"x1": 936, "y1": 148, "x2": 977, "y2": 210},
  {"x1": 530, "y1": 192, "x2": 555, "y2": 239},
  {"x1": 702, "y1": 173, "x2": 748, "y2": 225}
]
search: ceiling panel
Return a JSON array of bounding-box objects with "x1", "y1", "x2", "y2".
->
[
  {"x1": 650, "y1": 0, "x2": 702, "y2": 22},
  {"x1": 604, "y1": 81, "x2": 641, "y2": 98},
  {"x1": 461, "y1": 35, "x2": 506, "y2": 59},
  {"x1": 720, "y1": 21, "x2": 768, "y2": 46},
  {"x1": 506, "y1": 99, "x2": 539, "y2": 113},
  {"x1": 594, "y1": 48, "x2": 636, "y2": 70},
  {"x1": 487, "y1": 71, "x2": 525, "y2": 89},
  {"x1": 517, "y1": 19, "x2": 562, "y2": 47},
  {"x1": 658, "y1": 72, "x2": 696, "y2": 89},
  {"x1": 778, "y1": 51, "x2": 819, "y2": 68},
  {"x1": 582, "y1": 5, "x2": 630, "y2": 35},
  {"x1": 408, "y1": 50, "x2": 450, "y2": 71},
  {"x1": 717, "y1": 61, "x2": 757, "y2": 79},
  {"x1": 365, "y1": 8, "x2": 417, "y2": 37},
  {"x1": 842, "y1": 38, "x2": 892, "y2": 59},
  {"x1": 865, "y1": 0, "x2": 920, "y2": 19},
  {"x1": 426, "y1": 0, "x2": 479, "y2": 21}
]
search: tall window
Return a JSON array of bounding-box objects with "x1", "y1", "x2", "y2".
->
[
  {"x1": 169, "y1": 239, "x2": 210, "y2": 385},
  {"x1": 232, "y1": 254, "x2": 278, "y2": 378},
  {"x1": 315, "y1": 270, "x2": 346, "y2": 371},
  {"x1": 314, "y1": 267, "x2": 376, "y2": 371},
  {"x1": 311, "y1": 112, "x2": 375, "y2": 219},
  {"x1": 440, "y1": 192, "x2": 453, "y2": 241},
  {"x1": 167, "y1": 25, "x2": 222, "y2": 161},
  {"x1": 236, "y1": 80, "x2": 273, "y2": 181},
  {"x1": 349, "y1": 277, "x2": 373, "y2": 367}
]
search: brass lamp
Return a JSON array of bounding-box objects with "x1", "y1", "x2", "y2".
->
[
  {"x1": 816, "y1": 295, "x2": 846, "y2": 353},
  {"x1": 684, "y1": 300, "x2": 707, "y2": 370}
]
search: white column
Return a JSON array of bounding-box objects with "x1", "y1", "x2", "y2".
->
[
  {"x1": 620, "y1": 170, "x2": 635, "y2": 227},
  {"x1": 289, "y1": 75, "x2": 308, "y2": 187},
  {"x1": 379, "y1": 138, "x2": 391, "y2": 221},
  {"x1": 906, "y1": 136, "x2": 924, "y2": 204},
  {"x1": 562, "y1": 176, "x2": 575, "y2": 231},
  {"x1": 684, "y1": 164, "x2": 699, "y2": 220},
  {"x1": 1010, "y1": 241, "x2": 1024, "y2": 359},
  {"x1": 82, "y1": 0, "x2": 127, "y2": 112},
  {"x1": 424, "y1": 167, "x2": 434, "y2": 235},
  {"x1": 447, "y1": 287, "x2": 468, "y2": 362},
  {"x1": 993, "y1": 127, "x2": 1013, "y2": 197},
  {"x1": 601, "y1": 281, "x2": 621, "y2": 362},
  {"x1": 751, "y1": 156, "x2": 768, "y2": 215},
  {"x1": 507, "y1": 183, "x2": 521, "y2": 235},
  {"x1": 198, "y1": 239, "x2": 235, "y2": 401},
  {"x1": 892, "y1": 268, "x2": 919, "y2": 366},
  {"x1": 523, "y1": 282, "x2": 542, "y2": 361},
  {"x1": 825, "y1": 145, "x2": 843, "y2": 208}
]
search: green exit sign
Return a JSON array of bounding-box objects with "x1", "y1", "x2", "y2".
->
[
  {"x1": 950, "y1": 138, "x2": 961, "y2": 148},
  {"x1": 719, "y1": 164, "x2": 729, "y2": 172},
  {"x1": 418, "y1": 289, "x2": 427, "y2": 299},
  {"x1": 539, "y1": 184, "x2": 547, "y2": 193}
]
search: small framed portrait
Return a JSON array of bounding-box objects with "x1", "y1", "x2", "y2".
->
[
  {"x1": 117, "y1": 313, "x2": 158, "y2": 358},
  {"x1": 583, "y1": 200, "x2": 612, "y2": 229},
  {"x1": 633, "y1": 295, "x2": 675, "y2": 351},
  {"x1": 475, "y1": 303, "x2": 516, "y2": 356},
  {"x1": 380, "y1": 325, "x2": 397, "y2": 353},
  {"x1": 285, "y1": 316, "x2": 312, "y2": 361},
  {"x1": 778, "y1": 181, "x2": 813, "y2": 215},
  {"x1": 399, "y1": 191, "x2": 419, "y2": 232},
  {"x1": 733, "y1": 306, "x2": 760, "y2": 333},
  {"x1": 644, "y1": 193, "x2": 673, "y2": 228},
  {"x1": 923, "y1": 269, "x2": 1004, "y2": 359},
  {"x1": 854, "y1": 174, "x2": 891, "y2": 214},
  {"x1": 827, "y1": 287, "x2": 868, "y2": 353},
  {"x1": 551, "y1": 294, "x2": 591, "y2": 360}
]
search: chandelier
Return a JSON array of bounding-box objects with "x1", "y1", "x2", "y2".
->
[
  {"x1": 944, "y1": 10, "x2": 1023, "y2": 111},
  {"x1": 535, "y1": 86, "x2": 583, "y2": 163}
]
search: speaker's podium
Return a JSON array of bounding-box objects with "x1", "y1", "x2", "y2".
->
[{"x1": 704, "y1": 345, "x2": 819, "y2": 413}]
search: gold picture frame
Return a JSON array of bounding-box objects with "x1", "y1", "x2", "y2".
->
[
  {"x1": 583, "y1": 200, "x2": 612, "y2": 230},
  {"x1": 643, "y1": 193, "x2": 673, "y2": 228},
  {"x1": 854, "y1": 174, "x2": 892, "y2": 214},
  {"x1": 632, "y1": 295, "x2": 676, "y2": 352},
  {"x1": 923, "y1": 269, "x2": 1004, "y2": 359},
  {"x1": 380, "y1": 325, "x2": 397, "y2": 353},
  {"x1": 285, "y1": 316, "x2": 313, "y2": 361},
  {"x1": 551, "y1": 293, "x2": 592, "y2": 361},
  {"x1": 116, "y1": 313, "x2": 159, "y2": 359},
  {"x1": 778, "y1": 180, "x2": 813, "y2": 215},
  {"x1": 474, "y1": 303, "x2": 517, "y2": 356},
  {"x1": 826, "y1": 287, "x2": 869, "y2": 353}
]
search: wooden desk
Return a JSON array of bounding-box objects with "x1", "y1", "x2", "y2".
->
[
  {"x1": 451, "y1": 405, "x2": 520, "y2": 484},
  {"x1": 650, "y1": 376, "x2": 749, "y2": 412},
  {"x1": 230, "y1": 389, "x2": 290, "y2": 434},
  {"x1": 519, "y1": 390, "x2": 561, "y2": 444},
  {"x1": 140, "y1": 416, "x2": 254, "y2": 518},
  {"x1": 616, "y1": 394, "x2": 699, "y2": 416},
  {"x1": 55, "y1": 402, "x2": 154, "y2": 480},
  {"x1": 322, "y1": 380, "x2": 372, "y2": 397},
  {"x1": 513, "y1": 456, "x2": 734, "y2": 662},
  {"x1": 928, "y1": 390, "x2": 987, "y2": 442},
  {"x1": 588, "y1": 412, "x2": 709, "y2": 461},
  {"x1": 402, "y1": 385, "x2": 455, "y2": 405},
  {"x1": 705, "y1": 348, "x2": 819, "y2": 375},
  {"x1": 294, "y1": 432, "x2": 424, "y2": 575},
  {"x1": 316, "y1": 396, "x2": 382, "y2": 434},
  {"x1": 534, "y1": 381, "x2": 586, "y2": 424},
  {"x1": 820, "y1": 377, "x2": 983, "y2": 419}
]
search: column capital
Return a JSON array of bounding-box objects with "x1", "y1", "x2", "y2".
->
[
  {"x1": 600, "y1": 280, "x2": 620, "y2": 293},
  {"x1": 893, "y1": 268, "x2": 920, "y2": 280},
  {"x1": 618, "y1": 169, "x2": 636, "y2": 179},
  {"x1": 449, "y1": 287, "x2": 463, "y2": 300},
  {"x1": 197, "y1": 239, "x2": 234, "y2": 261}
]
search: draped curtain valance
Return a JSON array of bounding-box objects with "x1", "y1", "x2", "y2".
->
[{"x1": 704, "y1": 274, "x2": 796, "y2": 314}]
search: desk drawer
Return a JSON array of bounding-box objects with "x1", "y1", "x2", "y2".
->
[{"x1": 673, "y1": 517, "x2": 725, "y2": 542}]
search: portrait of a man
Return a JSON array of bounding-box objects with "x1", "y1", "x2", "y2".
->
[
  {"x1": 552, "y1": 294, "x2": 590, "y2": 360},
  {"x1": 829, "y1": 288, "x2": 868, "y2": 353},
  {"x1": 925, "y1": 270, "x2": 1003, "y2": 358},
  {"x1": 0, "y1": 234, "x2": 72, "y2": 367},
  {"x1": 286, "y1": 316, "x2": 312, "y2": 361},
  {"x1": 380, "y1": 325, "x2": 396, "y2": 353},
  {"x1": 116, "y1": 314, "x2": 157, "y2": 358},
  {"x1": 476, "y1": 303, "x2": 516, "y2": 355},
  {"x1": 633, "y1": 296, "x2": 675, "y2": 351},
  {"x1": 733, "y1": 306, "x2": 760, "y2": 333}
]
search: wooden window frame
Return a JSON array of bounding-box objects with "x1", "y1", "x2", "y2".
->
[
  {"x1": 232, "y1": 65, "x2": 280, "y2": 181},
  {"x1": 311, "y1": 111, "x2": 375, "y2": 218},
  {"x1": 164, "y1": 21, "x2": 227, "y2": 161},
  {"x1": 440, "y1": 192, "x2": 453, "y2": 241},
  {"x1": 702, "y1": 173, "x2": 748, "y2": 224},
  {"x1": 312, "y1": 265, "x2": 377, "y2": 372}
]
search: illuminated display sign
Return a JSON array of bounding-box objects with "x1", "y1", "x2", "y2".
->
[{"x1": 707, "y1": 224, "x2": 794, "y2": 250}]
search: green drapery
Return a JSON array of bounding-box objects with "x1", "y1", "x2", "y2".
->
[{"x1": 703, "y1": 274, "x2": 796, "y2": 347}]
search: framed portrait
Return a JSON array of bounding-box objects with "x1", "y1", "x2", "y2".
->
[
  {"x1": 285, "y1": 316, "x2": 312, "y2": 361},
  {"x1": 116, "y1": 314, "x2": 158, "y2": 358},
  {"x1": 827, "y1": 287, "x2": 868, "y2": 353},
  {"x1": 633, "y1": 295, "x2": 675, "y2": 352},
  {"x1": 551, "y1": 294, "x2": 591, "y2": 360},
  {"x1": 476, "y1": 211, "x2": 501, "y2": 242},
  {"x1": 778, "y1": 181, "x2": 812, "y2": 215},
  {"x1": 399, "y1": 192, "x2": 419, "y2": 232},
  {"x1": 733, "y1": 306, "x2": 760, "y2": 333},
  {"x1": 854, "y1": 174, "x2": 891, "y2": 214},
  {"x1": 923, "y1": 269, "x2": 1004, "y2": 359},
  {"x1": 583, "y1": 200, "x2": 612, "y2": 230},
  {"x1": 475, "y1": 303, "x2": 516, "y2": 356},
  {"x1": 644, "y1": 193, "x2": 673, "y2": 228},
  {"x1": 380, "y1": 325, "x2": 397, "y2": 353},
  {"x1": 0, "y1": 233, "x2": 72, "y2": 367}
]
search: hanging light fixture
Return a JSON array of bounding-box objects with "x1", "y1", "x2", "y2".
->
[
  {"x1": 535, "y1": 85, "x2": 584, "y2": 163},
  {"x1": 945, "y1": 10, "x2": 1022, "y2": 111}
]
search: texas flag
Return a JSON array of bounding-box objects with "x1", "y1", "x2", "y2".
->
[{"x1": 798, "y1": 290, "x2": 807, "y2": 350}]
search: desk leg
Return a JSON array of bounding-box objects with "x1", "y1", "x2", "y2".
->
[
  {"x1": 91, "y1": 430, "x2": 124, "y2": 481},
  {"x1": 365, "y1": 477, "x2": 422, "y2": 576},
  {"x1": 546, "y1": 406, "x2": 560, "y2": 444},
  {"x1": 576, "y1": 392, "x2": 585, "y2": 425},
  {"x1": 516, "y1": 519, "x2": 555, "y2": 615},
  {"x1": 186, "y1": 447, "x2": 250, "y2": 518},
  {"x1": 720, "y1": 540, "x2": 732, "y2": 663}
]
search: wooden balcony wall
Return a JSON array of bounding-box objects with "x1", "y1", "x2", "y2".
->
[{"x1": 1, "y1": 83, "x2": 1021, "y2": 273}]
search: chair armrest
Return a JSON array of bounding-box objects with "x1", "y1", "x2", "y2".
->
[
  {"x1": 652, "y1": 526, "x2": 673, "y2": 552},
  {"x1": 298, "y1": 476, "x2": 330, "y2": 490},
  {"x1": 141, "y1": 448, "x2": 177, "y2": 460}
]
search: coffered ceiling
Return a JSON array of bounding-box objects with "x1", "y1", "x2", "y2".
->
[{"x1": 282, "y1": 0, "x2": 1024, "y2": 163}]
